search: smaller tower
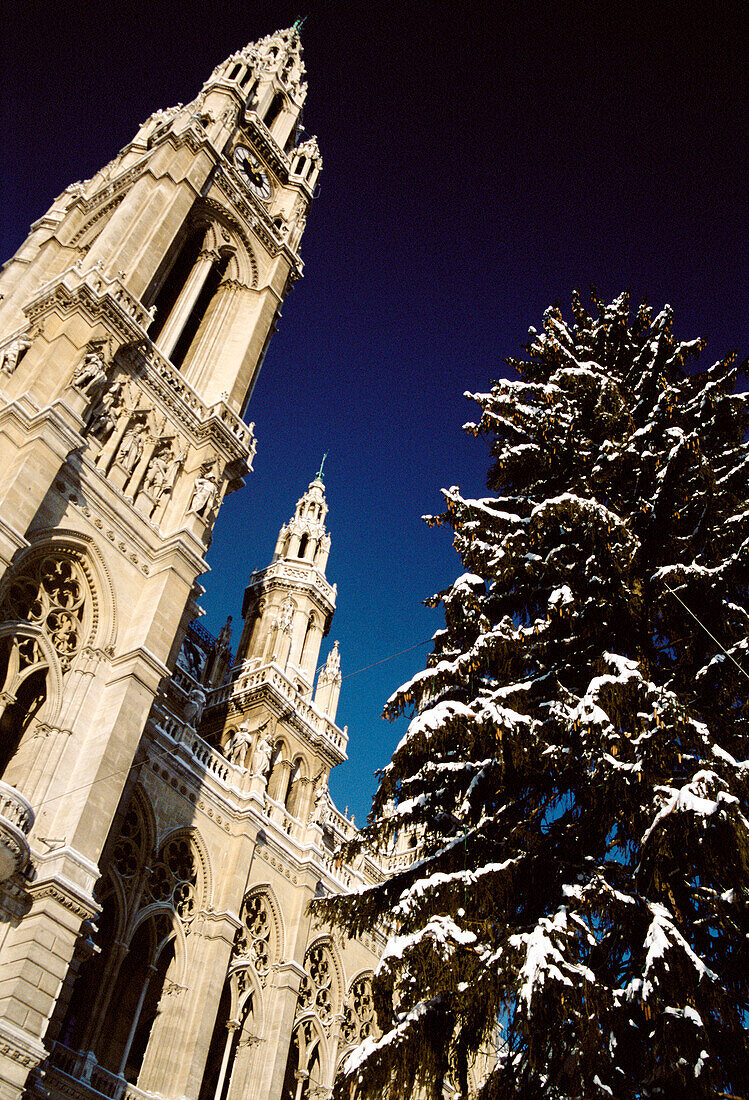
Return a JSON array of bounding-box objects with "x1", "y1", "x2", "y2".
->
[
  {"x1": 236, "y1": 475, "x2": 334, "y2": 694},
  {"x1": 314, "y1": 639, "x2": 342, "y2": 720}
]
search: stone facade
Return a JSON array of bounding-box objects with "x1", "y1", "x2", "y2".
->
[{"x1": 0, "y1": 27, "x2": 400, "y2": 1100}]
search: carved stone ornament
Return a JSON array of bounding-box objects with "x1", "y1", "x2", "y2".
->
[
  {"x1": 72, "y1": 345, "x2": 108, "y2": 398},
  {"x1": 87, "y1": 380, "x2": 123, "y2": 443},
  {"x1": 188, "y1": 471, "x2": 218, "y2": 519},
  {"x1": 0, "y1": 332, "x2": 32, "y2": 375}
]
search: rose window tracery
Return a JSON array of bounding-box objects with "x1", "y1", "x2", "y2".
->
[
  {"x1": 146, "y1": 837, "x2": 199, "y2": 925},
  {"x1": 0, "y1": 555, "x2": 89, "y2": 671},
  {"x1": 298, "y1": 943, "x2": 335, "y2": 1023},
  {"x1": 341, "y1": 975, "x2": 376, "y2": 1045},
  {"x1": 232, "y1": 892, "x2": 274, "y2": 984}
]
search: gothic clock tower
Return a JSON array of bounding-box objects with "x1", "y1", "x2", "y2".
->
[{"x1": 0, "y1": 26, "x2": 321, "y2": 1095}]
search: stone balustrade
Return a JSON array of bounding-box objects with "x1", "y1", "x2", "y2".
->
[
  {"x1": 211, "y1": 661, "x2": 347, "y2": 755},
  {"x1": 0, "y1": 780, "x2": 34, "y2": 881},
  {"x1": 47, "y1": 1043, "x2": 156, "y2": 1100}
]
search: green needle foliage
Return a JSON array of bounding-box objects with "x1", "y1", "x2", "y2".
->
[{"x1": 317, "y1": 293, "x2": 749, "y2": 1099}]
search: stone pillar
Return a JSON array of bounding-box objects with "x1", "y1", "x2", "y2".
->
[
  {"x1": 249, "y1": 960, "x2": 306, "y2": 1100},
  {"x1": 0, "y1": 875, "x2": 97, "y2": 1100},
  {"x1": 155, "y1": 249, "x2": 217, "y2": 361}
]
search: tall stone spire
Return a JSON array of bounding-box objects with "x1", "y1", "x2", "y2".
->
[{"x1": 236, "y1": 476, "x2": 336, "y2": 693}]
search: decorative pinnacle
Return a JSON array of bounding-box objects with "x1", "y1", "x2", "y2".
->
[{"x1": 315, "y1": 453, "x2": 327, "y2": 482}]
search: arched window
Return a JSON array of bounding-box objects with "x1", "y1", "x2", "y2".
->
[
  {"x1": 170, "y1": 251, "x2": 231, "y2": 370},
  {"x1": 0, "y1": 551, "x2": 92, "y2": 783},
  {"x1": 264, "y1": 93, "x2": 284, "y2": 132},
  {"x1": 280, "y1": 1020, "x2": 323, "y2": 1100},
  {"x1": 285, "y1": 757, "x2": 306, "y2": 817},
  {"x1": 0, "y1": 636, "x2": 47, "y2": 777},
  {"x1": 228, "y1": 63, "x2": 242, "y2": 81},
  {"x1": 297, "y1": 533, "x2": 309, "y2": 559},
  {"x1": 96, "y1": 913, "x2": 176, "y2": 1081},
  {"x1": 145, "y1": 228, "x2": 205, "y2": 341},
  {"x1": 299, "y1": 614, "x2": 316, "y2": 670}
]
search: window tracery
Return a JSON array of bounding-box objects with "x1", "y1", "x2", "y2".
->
[
  {"x1": 0, "y1": 554, "x2": 90, "y2": 671},
  {"x1": 340, "y1": 975, "x2": 376, "y2": 1046},
  {"x1": 145, "y1": 836, "x2": 199, "y2": 925},
  {"x1": 232, "y1": 891, "x2": 276, "y2": 985},
  {"x1": 297, "y1": 942, "x2": 336, "y2": 1023}
]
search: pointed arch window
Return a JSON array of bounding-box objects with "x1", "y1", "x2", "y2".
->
[
  {"x1": 145, "y1": 227, "x2": 206, "y2": 342},
  {"x1": 280, "y1": 1020, "x2": 323, "y2": 1100},
  {"x1": 263, "y1": 93, "x2": 285, "y2": 132},
  {"x1": 169, "y1": 250, "x2": 232, "y2": 371}
]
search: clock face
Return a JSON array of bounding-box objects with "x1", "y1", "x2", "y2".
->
[{"x1": 234, "y1": 145, "x2": 272, "y2": 201}]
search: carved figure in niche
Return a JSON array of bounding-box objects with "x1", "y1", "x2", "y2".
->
[
  {"x1": 183, "y1": 685, "x2": 206, "y2": 729},
  {"x1": 250, "y1": 726, "x2": 273, "y2": 781},
  {"x1": 311, "y1": 779, "x2": 329, "y2": 826},
  {"x1": 188, "y1": 472, "x2": 218, "y2": 519},
  {"x1": 116, "y1": 422, "x2": 146, "y2": 472},
  {"x1": 224, "y1": 720, "x2": 254, "y2": 769},
  {"x1": 163, "y1": 447, "x2": 187, "y2": 496},
  {"x1": 72, "y1": 347, "x2": 108, "y2": 397},
  {"x1": 277, "y1": 594, "x2": 295, "y2": 636},
  {"x1": 142, "y1": 446, "x2": 172, "y2": 500},
  {"x1": 0, "y1": 334, "x2": 32, "y2": 375},
  {"x1": 88, "y1": 381, "x2": 123, "y2": 443}
]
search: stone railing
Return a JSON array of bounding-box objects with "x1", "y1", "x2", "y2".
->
[
  {"x1": 23, "y1": 262, "x2": 256, "y2": 462},
  {"x1": 150, "y1": 703, "x2": 234, "y2": 788},
  {"x1": 210, "y1": 662, "x2": 347, "y2": 756},
  {"x1": 131, "y1": 338, "x2": 256, "y2": 458},
  {"x1": 46, "y1": 1043, "x2": 157, "y2": 1100},
  {"x1": 0, "y1": 780, "x2": 34, "y2": 881},
  {"x1": 264, "y1": 793, "x2": 303, "y2": 838},
  {"x1": 246, "y1": 560, "x2": 336, "y2": 603}
]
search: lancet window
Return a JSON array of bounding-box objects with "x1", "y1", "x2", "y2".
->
[
  {"x1": 280, "y1": 1020, "x2": 323, "y2": 1100},
  {"x1": 0, "y1": 552, "x2": 92, "y2": 782},
  {"x1": 55, "y1": 794, "x2": 207, "y2": 1089}
]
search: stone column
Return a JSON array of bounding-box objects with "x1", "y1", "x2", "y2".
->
[{"x1": 155, "y1": 249, "x2": 217, "y2": 361}]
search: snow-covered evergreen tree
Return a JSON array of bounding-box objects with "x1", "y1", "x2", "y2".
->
[{"x1": 319, "y1": 293, "x2": 749, "y2": 1099}]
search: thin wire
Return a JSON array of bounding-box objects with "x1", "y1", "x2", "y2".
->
[
  {"x1": 663, "y1": 582, "x2": 749, "y2": 683},
  {"x1": 33, "y1": 638, "x2": 433, "y2": 818},
  {"x1": 341, "y1": 637, "x2": 433, "y2": 681},
  {"x1": 35, "y1": 746, "x2": 174, "y2": 811}
]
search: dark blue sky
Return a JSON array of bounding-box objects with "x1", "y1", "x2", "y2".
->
[{"x1": 2, "y1": 1, "x2": 746, "y2": 821}]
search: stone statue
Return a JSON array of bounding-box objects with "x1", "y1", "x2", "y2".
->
[
  {"x1": 88, "y1": 382, "x2": 123, "y2": 443},
  {"x1": 0, "y1": 333, "x2": 31, "y2": 375},
  {"x1": 183, "y1": 685, "x2": 207, "y2": 729},
  {"x1": 188, "y1": 472, "x2": 218, "y2": 518},
  {"x1": 250, "y1": 728, "x2": 273, "y2": 780},
  {"x1": 117, "y1": 422, "x2": 146, "y2": 472},
  {"x1": 73, "y1": 347, "x2": 107, "y2": 397},
  {"x1": 142, "y1": 448, "x2": 170, "y2": 500},
  {"x1": 311, "y1": 780, "x2": 329, "y2": 826},
  {"x1": 163, "y1": 447, "x2": 187, "y2": 494},
  {"x1": 278, "y1": 594, "x2": 295, "y2": 636},
  {"x1": 224, "y1": 722, "x2": 254, "y2": 769}
]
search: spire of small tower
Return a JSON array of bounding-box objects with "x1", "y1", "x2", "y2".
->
[
  {"x1": 274, "y1": 475, "x2": 331, "y2": 568},
  {"x1": 314, "y1": 639, "x2": 342, "y2": 720},
  {"x1": 235, "y1": 476, "x2": 336, "y2": 692}
]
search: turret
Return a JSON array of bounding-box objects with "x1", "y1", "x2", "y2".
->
[{"x1": 236, "y1": 473, "x2": 337, "y2": 695}]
